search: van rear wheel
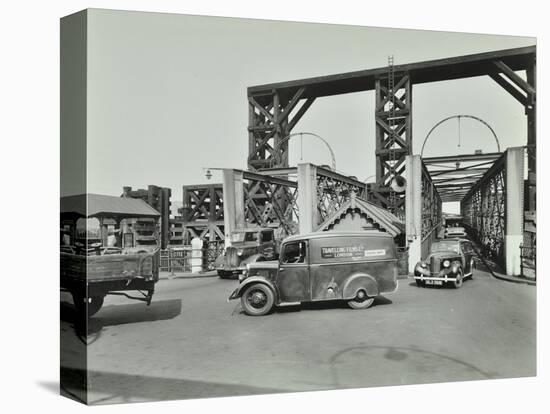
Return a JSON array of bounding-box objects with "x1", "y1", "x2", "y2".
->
[
  {"x1": 241, "y1": 283, "x2": 274, "y2": 316},
  {"x1": 347, "y1": 290, "x2": 375, "y2": 310}
]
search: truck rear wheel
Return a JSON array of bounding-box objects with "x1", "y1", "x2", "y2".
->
[{"x1": 72, "y1": 294, "x2": 104, "y2": 317}]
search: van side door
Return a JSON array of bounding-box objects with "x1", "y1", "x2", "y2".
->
[
  {"x1": 277, "y1": 240, "x2": 310, "y2": 302},
  {"x1": 260, "y1": 230, "x2": 275, "y2": 260}
]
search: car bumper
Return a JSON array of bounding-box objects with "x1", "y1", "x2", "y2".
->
[
  {"x1": 414, "y1": 267, "x2": 458, "y2": 281},
  {"x1": 414, "y1": 275, "x2": 458, "y2": 282},
  {"x1": 228, "y1": 287, "x2": 240, "y2": 301}
]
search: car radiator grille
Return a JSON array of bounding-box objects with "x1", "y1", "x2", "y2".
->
[
  {"x1": 430, "y1": 257, "x2": 440, "y2": 273},
  {"x1": 225, "y1": 247, "x2": 240, "y2": 267}
]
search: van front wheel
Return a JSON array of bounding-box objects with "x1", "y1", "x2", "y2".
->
[
  {"x1": 347, "y1": 290, "x2": 375, "y2": 310},
  {"x1": 241, "y1": 283, "x2": 274, "y2": 316}
]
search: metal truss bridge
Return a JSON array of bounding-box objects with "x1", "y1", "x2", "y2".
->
[{"x1": 181, "y1": 46, "x2": 535, "y2": 277}]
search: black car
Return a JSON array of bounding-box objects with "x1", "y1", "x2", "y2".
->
[{"x1": 413, "y1": 238, "x2": 476, "y2": 288}]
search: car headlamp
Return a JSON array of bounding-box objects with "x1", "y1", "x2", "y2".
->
[
  {"x1": 420, "y1": 262, "x2": 427, "y2": 268},
  {"x1": 442, "y1": 260, "x2": 450, "y2": 268},
  {"x1": 237, "y1": 249, "x2": 244, "y2": 256}
]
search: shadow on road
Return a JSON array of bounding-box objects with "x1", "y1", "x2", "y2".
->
[
  {"x1": 58, "y1": 366, "x2": 287, "y2": 405},
  {"x1": 269, "y1": 296, "x2": 393, "y2": 314},
  {"x1": 61, "y1": 299, "x2": 182, "y2": 337}
]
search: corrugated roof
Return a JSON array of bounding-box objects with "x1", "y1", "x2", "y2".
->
[
  {"x1": 60, "y1": 193, "x2": 160, "y2": 218},
  {"x1": 317, "y1": 195, "x2": 404, "y2": 237},
  {"x1": 285, "y1": 231, "x2": 393, "y2": 243}
]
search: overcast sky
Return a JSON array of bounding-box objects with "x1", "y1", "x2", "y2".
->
[{"x1": 84, "y1": 9, "x2": 535, "y2": 212}]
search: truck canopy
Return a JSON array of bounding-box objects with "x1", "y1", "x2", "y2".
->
[{"x1": 61, "y1": 193, "x2": 161, "y2": 220}]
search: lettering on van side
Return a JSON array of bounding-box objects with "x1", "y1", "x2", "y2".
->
[{"x1": 321, "y1": 245, "x2": 386, "y2": 259}]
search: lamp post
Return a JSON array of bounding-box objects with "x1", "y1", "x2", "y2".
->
[{"x1": 202, "y1": 167, "x2": 229, "y2": 180}]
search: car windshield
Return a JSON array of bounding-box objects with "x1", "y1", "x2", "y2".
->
[
  {"x1": 244, "y1": 232, "x2": 259, "y2": 242},
  {"x1": 431, "y1": 241, "x2": 460, "y2": 253},
  {"x1": 230, "y1": 232, "x2": 245, "y2": 243},
  {"x1": 231, "y1": 231, "x2": 259, "y2": 243}
]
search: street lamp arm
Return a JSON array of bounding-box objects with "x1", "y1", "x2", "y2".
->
[
  {"x1": 421, "y1": 115, "x2": 501, "y2": 157},
  {"x1": 275, "y1": 132, "x2": 336, "y2": 171}
]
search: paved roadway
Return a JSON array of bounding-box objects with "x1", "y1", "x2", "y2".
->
[{"x1": 60, "y1": 269, "x2": 536, "y2": 404}]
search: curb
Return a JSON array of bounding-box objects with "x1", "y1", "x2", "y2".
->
[{"x1": 159, "y1": 272, "x2": 218, "y2": 280}]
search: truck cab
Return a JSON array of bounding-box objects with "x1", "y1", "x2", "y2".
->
[{"x1": 216, "y1": 227, "x2": 277, "y2": 278}]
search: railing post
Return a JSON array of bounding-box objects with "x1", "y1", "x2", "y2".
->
[
  {"x1": 406, "y1": 155, "x2": 422, "y2": 273},
  {"x1": 222, "y1": 169, "x2": 244, "y2": 245},
  {"x1": 297, "y1": 163, "x2": 318, "y2": 234},
  {"x1": 505, "y1": 147, "x2": 525, "y2": 276},
  {"x1": 190, "y1": 237, "x2": 203, "y2": 273}
]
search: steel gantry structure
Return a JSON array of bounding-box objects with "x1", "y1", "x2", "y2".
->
[
  {"x1": 245, "y1": 45, "x2": 535, "y2": 276},
  {"x1": 182, "y1": 46, "x2": 535, "y2": 276},
  {"x1": 247, "y1": 45, "x2": 535, "y2": 209}
]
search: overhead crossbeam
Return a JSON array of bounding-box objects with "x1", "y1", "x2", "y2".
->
[
  {"x1": 422, "y1": 152, "x2": 503, "y2": 203},
  {"x1": 248, "y1": 46, "x2": 535, "y2": 101}
]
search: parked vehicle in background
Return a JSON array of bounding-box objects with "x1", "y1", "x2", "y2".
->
[
  {"x1": 443, "y1": 214, "x2": 467, "y2": 238},
  {"x1": 60, "y1": 194, "x2": 161, "y2": 317},
  {"x1": 414, "y1": 238, "x2": 476, "y2": 288},
  {"x1": 216, "y1": 227, "x2": 278, "y2": 279},
  {"x1": 228, "y1": 231, "x2": 398, "y2": 316},
  {"x1": 444, "y1": 224, "x2": 467, "y2": 238}
]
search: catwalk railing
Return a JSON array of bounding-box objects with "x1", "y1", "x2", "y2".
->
[
  {"x1": 461, "y1": 147, "x2": 526, "y2": 275},
  {"x1": 461, "y1": 153, "x2": 506, "y2": 266}
]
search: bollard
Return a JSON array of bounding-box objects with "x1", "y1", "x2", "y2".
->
[{"x1": 190, "y1": 238, "x2": 203, "y2": 273}]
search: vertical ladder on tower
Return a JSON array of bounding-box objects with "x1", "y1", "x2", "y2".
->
[{"x1": 387, "y1": 55, "x2": 397, "y2": 212}]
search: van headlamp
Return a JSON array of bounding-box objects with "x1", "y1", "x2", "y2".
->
[{"x1": 442, "y1": 260, "x2": 450, "y2": 268}]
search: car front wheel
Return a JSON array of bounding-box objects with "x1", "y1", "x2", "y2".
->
[
  {"x1": 241, "y1": 283, "x2": 275, "y2": 316},
  {"x1": 453, "y1": 270, "x2": 464, "y2": 288}
]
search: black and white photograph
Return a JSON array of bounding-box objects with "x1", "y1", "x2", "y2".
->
[
  {"x1": 58, "y1": 8, "x2": 537, "y2": 405},
  {"x1": 2, "y1": 1, "x2": 548, "y2": 413}
]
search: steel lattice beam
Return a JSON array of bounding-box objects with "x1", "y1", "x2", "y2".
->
[
  {"x1": 181, "y1": 184, "x2": 225, "y2": 243},
  {"x1": 371, "y1": 72, "x2": 412, "y2": 213}
]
